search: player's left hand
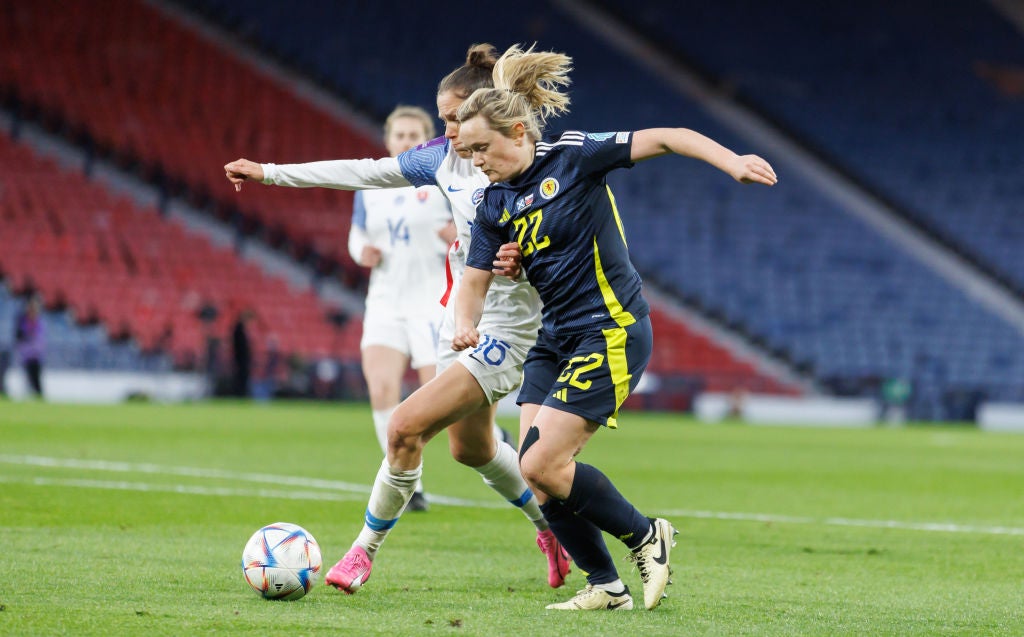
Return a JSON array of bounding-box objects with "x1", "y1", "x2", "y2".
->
[
  {"x1": 493, "y1": 242, "x2": 523, "y2": 279},
  {"x1": 730, "y1": 154, "x2": 778, "y2": 186}
]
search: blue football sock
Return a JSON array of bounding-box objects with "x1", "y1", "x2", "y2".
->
[
  {"x1": 564, "y1": 462, "x2": 652, "y2": 551},
  {"x1": 540, "y1": 498, "x2": 618, "y2": 584}
]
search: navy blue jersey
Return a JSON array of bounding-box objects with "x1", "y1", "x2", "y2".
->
[{"x1": 466, "y1": 130, "x2": 649, "y2": 336}]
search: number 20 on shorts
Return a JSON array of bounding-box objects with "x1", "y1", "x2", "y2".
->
[{"x1": 471, "y1": 335, "x2": 511, "y2": 367}]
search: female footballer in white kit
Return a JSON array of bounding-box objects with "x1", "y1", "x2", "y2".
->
[
  {"x1": 351, "y1": 106, "x2": 455, "y2": 512},
  {"x1": 224, "y1": 44, "x2": 571, "y2": 594}
]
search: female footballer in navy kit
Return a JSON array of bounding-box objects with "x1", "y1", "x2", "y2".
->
[{"x1": 453, "y1": 45, "x2": 777, "y2": 611}]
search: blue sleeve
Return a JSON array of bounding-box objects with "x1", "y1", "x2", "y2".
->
[
  {"x1": 352, "y1": 191, "x2": 367, "y2": 229},
  {"x1": 395, "y1": 136, "x2": 448, "y2": 187},
  {"x1": 465, "y1": 195, "x2": 506, "y2": 272},
  {"x1": 573, "y1": 131, "x2": 635, "y2": 176}
]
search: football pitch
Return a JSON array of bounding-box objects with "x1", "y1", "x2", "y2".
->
[{"x1": 1, "y1": 400, "x2": 1021, "y2": 636}]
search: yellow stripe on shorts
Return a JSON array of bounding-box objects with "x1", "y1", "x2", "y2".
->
[{"x1": 602, "y1": 326, "x2": 632, "y2": 429}]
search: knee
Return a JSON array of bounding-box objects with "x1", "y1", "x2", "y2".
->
[
  {"x1": 520, "y1": 448, "x2": 575, "y2": 499},
  {"x1": 386, "y1": 408, "x2": 423, "y2": 455},
  {"x1": 449, "y1": 437, "x2": 494, "y2": 468},
  {"x1": 366, "y1": 377, "x2": 400, "y2": 407},
  {"x1": 518, "y1": 452, "x2": 552, "y2": 493}
]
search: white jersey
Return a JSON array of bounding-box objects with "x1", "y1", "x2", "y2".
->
[
  {"x1": 263, "y1": 138, "x2": 543, "y2": 346},
  {"x1": 351, "y1": 186, "x2": 450, "y2": 317}
]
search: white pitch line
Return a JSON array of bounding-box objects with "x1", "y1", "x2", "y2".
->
[
  {"x1": 2, "y1": 455, "x2": 1022, "y2": 536},
  {"x1": 0, "y1": 454, "x2": 372, "y2": 494},
  {"x1": 655, "y1": 509, "x2": 1024, "y2": 537},
  {"x1": 0, "y1": 475, "x2": 368, "y2": 502}
]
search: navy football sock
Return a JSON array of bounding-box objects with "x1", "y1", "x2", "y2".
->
[
  {"x1": 564, "y1": 462, "x2": 652, "y2": 551},
  {"x1": 539, "y1": 498, "x2": 618, "y2": 585}
]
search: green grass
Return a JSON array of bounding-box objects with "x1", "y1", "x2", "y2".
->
[{"x1": 1, "y1": 400, "x2": 1022, "y2": 635}]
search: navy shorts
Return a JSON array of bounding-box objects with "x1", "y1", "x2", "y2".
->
[{"x1": 517, "y1": 315, "x2": 652, "y2": 427}]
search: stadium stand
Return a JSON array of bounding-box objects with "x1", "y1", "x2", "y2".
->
[
  {"x1": 10, "y1": 0, "x2": 1020, "y2": 416},
  {"x1": 0, "y1": 282, "x2": 163, "y2": 372},
  {"x1": 0, "y1": 0, "x2": 383, "y2": 289},
  {"x1": 171, "y1": 0, "x2": 1024, "y2": 418},
  {"x1": 0, "y1": 129, "x2": 361, "y2": 374},
  {"x1": 0, "y1": 0, "x2": 800, "y2": 400},
  {"x1": 643, "y1": 309, "x2": 800, "y2": 409},
  {"x1": 592, "y1": 0, "x2": 1024, "y2": 296}
]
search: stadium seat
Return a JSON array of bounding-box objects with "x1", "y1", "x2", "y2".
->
[{"x1": 0, "y1": 130, "x2": 362, "y2": 371}]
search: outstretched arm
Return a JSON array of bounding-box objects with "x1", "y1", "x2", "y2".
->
[
  {"x1": 451, "y1": 267, "x2": 495, "y2": 351},
  {"x1": 630, "y1": 128, "x2": 777, "y2": 186},
  {"x1": 224, "y1": 157, "x2": 413, "y2": 192}
]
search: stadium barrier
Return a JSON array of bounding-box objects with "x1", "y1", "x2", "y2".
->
[
  {"x1": 695, "y1": 393, "x2": 877, "y2": 427},
  {"x1": 976, "y1": 403, "x2": 1024, "y2": 433},
  {"x1": 3, "y1": 369, "x2": 208, "y2": 403}
]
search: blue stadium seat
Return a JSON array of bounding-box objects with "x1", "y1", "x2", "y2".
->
[{"x1": 0, "y1": 285, "x2": 170, "y2": 372}]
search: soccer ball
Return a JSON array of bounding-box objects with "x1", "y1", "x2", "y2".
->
[{"x1": 242, "y1": 522, "x2": 322, "y2": 600}]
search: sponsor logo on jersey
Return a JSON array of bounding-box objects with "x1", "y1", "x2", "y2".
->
[
  {"x1": 471, "y1": 188, "x2": 486, "y2": 205},
  {"x1": 615, "y1": 131, "x2": 629, "y2": 144},
  {"x1": 447, "y1": 184, "x2": 463, "y2": 192},
  {"x1": 540, "y1": 178, "x2": 560, "y2": 199},
  {"x1": 499, "y1": 208, "x2": 511, "y2": 225},
  {"x1": 586, "y1": 132, "x2": 615, "y2": 141},
  {"x1": 417, "y1": 190, "x2": 429, "y2": 202},
  {"x1": 515, "y1": 193, "x2": 534, "y2": 212}
]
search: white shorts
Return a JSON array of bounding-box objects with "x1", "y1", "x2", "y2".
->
[
  {"x1": 436, "y1": 330, "x2": 532, "y2": 405},
  {"x1": 435, "y1": 298, "x2": 534, "y2": 404},
  {"x1": 433, "y1": 245, "x2": 541, "y2": 404},
  {"x1": 360, "y1": 308, "x2": 439, "y2": 369}
]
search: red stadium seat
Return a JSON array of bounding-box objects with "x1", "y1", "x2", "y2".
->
[
  {"x1": 0, "y1": 0, "x2": 382, "y2": 288},
  {"x1": 0, "y1": 131, "x2": 360, "y2": 369},
  {"x1": 646, "y1": 309, "x2": 799, "y2": 395}
]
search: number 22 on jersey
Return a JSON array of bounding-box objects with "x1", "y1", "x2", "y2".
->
[{"x1": 512, "y1": 209, "x2": 550, "y2": 257}]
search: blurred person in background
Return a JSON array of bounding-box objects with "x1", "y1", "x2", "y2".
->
[
  {"x1": 231, "y1": 308, "x2": 255, "y2": 398},
  {"x1": 15, "y1": 295, "x2": 45, "y2": 399},
  {"x1": 252, "y1": 334, "x2": 281, "y2": 401},
  {"x1": 0, "y1": 342, "x2": 9, "y2": 397},
  {"x1": 347, "y1": 105, "x2": 456, "y2": 511}
]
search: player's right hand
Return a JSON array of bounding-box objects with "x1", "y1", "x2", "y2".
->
[
  {"x1": 360, "y1": 246, "x2": 383, "y2": 268},
  {"x1": 224, "y1": 158, "x2": 265, "y2": 192},
  {"x1": 451, "y1": 325, "x2": 480, "y2": 351}
]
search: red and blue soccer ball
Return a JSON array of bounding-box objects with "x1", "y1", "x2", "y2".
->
[{"x1": 242, "y1": 522, "x2": 322, "y2": 600}]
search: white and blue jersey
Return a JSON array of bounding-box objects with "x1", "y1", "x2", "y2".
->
[
  {"x1": 262, "y1": 137, "x2": 542, "y2": 402},
  {"x1": 393, "y1": 137, "x2": 542, "y2": 348},
  {"x1": 350, "y1": 186, "x2": 450, "y2": 317}
]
